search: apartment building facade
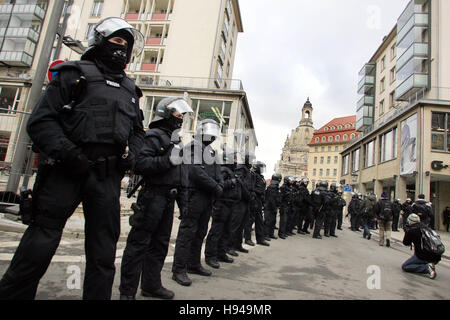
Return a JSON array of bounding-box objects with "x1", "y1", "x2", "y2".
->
[
  {"x1": 341, "y1": 0, "x2": 450, "y2": 231},
  {"x1": 308, "y1": 116, "x2": 358, "y2": 192},
  {"x1": 0, "y1": 0, "x2": 257, "y2": 164},
  {"x1": 0, "y1": 0, "x2": 53, "y2": 164}
]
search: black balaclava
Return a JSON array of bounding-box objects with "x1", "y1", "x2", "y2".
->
[
  {"x1": 158, "y1": 114, "x2": 184, "y2": 132},
  {"x1": 96, "y1": 30, "x2": 133, "y2": 74}
]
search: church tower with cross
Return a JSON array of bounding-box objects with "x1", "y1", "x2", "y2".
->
[{"x1": 275, "y1": 98, "x2": 315, "y2": 178}]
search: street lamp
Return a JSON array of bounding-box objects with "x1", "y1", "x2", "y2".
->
[{"x1": 62, "y1": 36, "x2": 86, "y2": 54}]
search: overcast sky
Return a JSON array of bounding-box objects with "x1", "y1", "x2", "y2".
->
[{"x1": 232, "y1": 0, "x2": 410, "y2": 178}]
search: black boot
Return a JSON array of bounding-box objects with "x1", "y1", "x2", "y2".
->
[
  {"x1": 227, "y1": 249, "x2": 239, "y2": 257},
  {"x1": 187, "y1": 265, "x2": 212, "y2": 276},
  {"x1": 142, "y1": 287, "x2": 174, "y2": 300},
  {"x1": 236, "y1": 246, "x2": 249, "y2": 253},
  {"x1": 245, "y1": 239, "x2": 255, "y2": 246},
  {"x1": 205, "y1": 258, "x2": 220, "y2": 269},
  {"x1": 120, "y1": 294, "x2": 136, "y2": 300},
  {"x1": 218, "y1": 255, "x2": 234, "y2": 263},
  {"x1": 257, "y1": 240, "x2": 270, "y2": 246},
  {"x1": 172, "y1": 273, "x2": 192, "y2": 286}
]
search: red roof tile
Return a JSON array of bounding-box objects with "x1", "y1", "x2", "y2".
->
[{"x1": 309, "y1": 115, "x2": 358, "y2": 145}]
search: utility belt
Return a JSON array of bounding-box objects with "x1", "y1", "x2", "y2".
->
[
  {"x1": 144, "y1": 185, "x2": 179, "y2": 199},
  {"x1": 89, "y1": 155, "x2": 119, "y2": 181}
]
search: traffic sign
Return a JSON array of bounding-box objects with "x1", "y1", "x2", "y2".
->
[
  {"x1": 343, "y1": 185, "x2": 353, "y2": 192},
  {"x1": 47, "y1": 59, "x2": 65, "y2": 82}
]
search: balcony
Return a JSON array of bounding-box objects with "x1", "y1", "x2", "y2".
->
[
  {"x1": 397, "y1": 42, "x2": 428, "y2": 71},
  {"x1": 357, "y1": 76, "x2": 375, "y2": 95},
  {"x1": 0, "y1": 27, "x2": 39, "y2": 43},
  {"x1": 146, "y1": 37, "x2": 162, "y2": 46},
  {"x1": 12, "y1": 4, "x2": 46, "y2": 20},
  {"x1": 357, "y1": 95, "x2": 374, "y2": 110},
  {"x1": 395, "y1": 73, "x2": 428, "y2": 100},
  {"x1": 152, "y1": 13, "x2": 167, "y2": 20},
  {"x1": 397, "y1": 13, "x2": 428, "y2": 43},
  {"x1": 141, "y1": 63, "x2": 157, "y2": 71},
  {"x1": 0, "y1": 4, "x2": 13, "y2": 16},
  {"x1": 0, "y1": 51, "x2": 33, "y2": 66},
  {"x1": 125, "y1": 13, "x2": 140, "y2": 20},
  {"x1": 136, "y1": 75, "x2": 244, "y2": 91}
]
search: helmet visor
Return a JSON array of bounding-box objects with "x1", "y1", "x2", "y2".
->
[
  {"x1": 198, "y1": 121, "x2": 220, "y2": 138},
  {"x1": 167, "y1": 99, "x2": 194, "y2": 115},
  {"x1": 94, "y1": 17, "x2": 144, "y2": 57}
]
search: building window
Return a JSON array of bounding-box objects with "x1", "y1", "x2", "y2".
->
[
  {"x1": 324, "y1": 127, "x2": 328, "y2": 131},
  {"x1": 390, "y1": 91, "x2": 396, "y2": 108},
  {"x1": 343, "y1": 134, "x2": 348, "y2": 141},
  {"x1": 85, "y1": 24, "x2": 95, "y2": 40},
  {"x1": 352, "y1": 148, "x2": 360, "y2": 172},
  {"x1": 322, "y1": 136, "x2": 326, "y2": 142},
  {"x1": 319, "y1": 169, "x2": 323, "y2": 177},
  {"x1": 338, "y1": 125, "x2": 343, "y2": 130},
  {"x1": 313, "y1": 169, "x2": 317, "y2": 176},
  {"x1": 380, "y1": 127, "x2": 397, "y2": 162},
  {"x1": 91, "y1": 0, "x2": 103, "y2": 17},
  {"x1": 334, "y1": 156, "x2": 338, "y2": 164},
  {"x1": 328, "y1": 136, "x2": 333, "y2": 142},
  {"x1": 380, "y1": 77, "x2": 385, "y2": 93},
  {"x1": 335, "y1": 135, "x2": 340, "y2": 141},
  {"x1": 315, "y1": 147, "x2": 319, "y2": 152},
  {"x1": 391, "y1": 43, "x2": 397, "y2": 60},
  {"x1": 326, "y1": 169, "x2": 330, "y2": 177},
  {"x1": 333, "y1": 169, "x2": 337, "y2": 177},
  {"x1": 320, "y1": 157, "x2": 324, "y2": 164},
  {"x1": 314, "y1": 157, "x2": 317, "y2": 164},
  {"x1": 321, "y1": 147, "x2": 325, "y2": 152},
  {"x1": 327, "y1": 156, "x2": 331, "y2": 164},
  {"x1": 342, "y1": 154, "x2": 350, "y2": 175},
  {"x1": 380, "y1": 99, "x2": 385, "y2": 115},
  {"x1": 431, "y1": 112, "x2": 450, "y2": 152},
  {"x1": 351, "y1": 133, "x2": 356, "y2": 140},
  {"x1": 390, "y1": 67, "x2": 396, "y2": 84},
  {"x1": 381, "y1": 56, "x2": 386, "y2": 71},
  {"x1": 335, "y1": 146, "x2": 339, "y2": 151},
  {"x1": 364, "y1": 139, "x2": 376, "y2": 168},
  {"x1": 315, "y1": 137, "x2": 319, "y2": 143},
  {"x1": 328, "y1": 146, "x2": 332, "y2": 151}
]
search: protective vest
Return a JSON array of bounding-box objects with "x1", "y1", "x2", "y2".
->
[
  {"x1": 50, "y1": 60, "x2": 142, "y2": 149},
  {"x1": 221, "y1": 166, "x2": 241, "y2": 202},
  {"x1": 185, "y1": 140, "x2": 221, "y2": 189},
  {"x1": 144, "y1": 127, "x2": 183, "y2": 187}
]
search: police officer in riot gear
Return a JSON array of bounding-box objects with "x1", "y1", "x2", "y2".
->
[
  {"x1": 298, "y1": 178, "x2": 312, "y2": 234},
  {"x1": 279, "y1": 176, "x2": 293, "y2": 239},
  {"x1": 336, "y1": 190, "x2": 346, "y2": 230},
  {"x1": 171, "y1": 119, "x2": 223, "y2": 287},
  {"x1": 119, "y1": 97, "x2": 193, "y2": 300},
  {"x1": 392, "y1": 198, "x2": 402, "y2": 232},
  {"x1": 324, "y1": 183, "x2": 339, "y2": 237},
  {"x1": 290, "y1": 178, "x2": 302, "y2": 234},
  {"x1": 229, "y1": 152, "x2": 252, "y2": 254},
  {"x1": 204, "y1": 148, "x2": 241, "y2": 269},
  {"x1": 264, "y1": 173, "x2": 282, "y2": 239},
  {"x1": 246, "y1": 161, "x2": 269, "y2": 246},
  {"x1": 311, "y1": 181, "x2": 331, "y2": 239},
  {"x1": 0, "y1": 17, "x2": 145, "y2": 300},
  {"x1": 244, "y1": 154, "x2": 259, "y2": 247}
]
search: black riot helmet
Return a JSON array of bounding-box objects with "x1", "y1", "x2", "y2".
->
[
  {"x1": 271, "y1": 173, "x2": 282, "y2": 182},
  {"x1": 194, "y1": 119, "x2": 220, "y2": 145},
  {"x1": 82, "y1": 17, "x2": 144, "y2": 64},
  {"x1": 284, "y1": 176, "x2": 291, "y2": 185},
  {"x1": 301, "y1": 178, "x2": 309, "y2": 186},
  {"x1": 253, "y1": 161, "x2": 266, "y2": 174},
  {"x1": 319, "y1": 181, "x2": 329, "y2": 189},
  {"x1": 294, "y1": 177, "x2": 301, "y2": 185},
  {"x1": 330, "y1": 183, "x2": 340, "y2": 192},
  {"x1": 149, "y1": 97, "x2": 193, "y2": 130}
]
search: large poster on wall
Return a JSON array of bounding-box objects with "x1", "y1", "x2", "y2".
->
[{"x1": 400, "y1": 113, "x2": 417, "y2": 175}]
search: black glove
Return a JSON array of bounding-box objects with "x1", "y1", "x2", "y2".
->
[
  {"x1": 120, "y1": 152, "x2": 135, "y2": 172},
  {"x1": 63, "y1": 148, "x2": 90, "y2": 175}
]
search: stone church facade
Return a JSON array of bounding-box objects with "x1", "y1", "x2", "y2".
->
[{"x1": 275, "y1": 98, "x2": 314, "y2": 178}]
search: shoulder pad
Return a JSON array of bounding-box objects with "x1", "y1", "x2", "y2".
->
[{"x1": 49, "y1": 61, "x2": 81, "y2": 73}]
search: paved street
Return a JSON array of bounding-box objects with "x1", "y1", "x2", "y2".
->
[{"x1": 0, "y1": 221, "x2": 448, "y2": 300}]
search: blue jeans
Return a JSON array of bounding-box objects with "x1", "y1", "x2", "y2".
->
[
  {"x1": 401, "y1": 255, "x2": 430, "y2": 274},
  {"x1": 361, "y1": 220, "x2": 371, "y2": 238}
]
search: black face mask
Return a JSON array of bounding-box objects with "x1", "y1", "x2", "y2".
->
[{"x1": 98, "y1": 41, "x2": 128, "y2": 72}]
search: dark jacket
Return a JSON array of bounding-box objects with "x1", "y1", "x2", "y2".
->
[
  {"x1": 411, "y1": 199, "x2": 433, "y2": 226},
  {"x1": 265, "y1": 180, "x2": 280, "y2": 211},
  {"x1": 374, "y1": 198, "x2": 394, "y2": 222},
  {"x1": 349, "y1": 198, "x2": 362, "y2": 216},
  {"x1": 403, "y1": 222, "x2": 441, "y2": 263}
]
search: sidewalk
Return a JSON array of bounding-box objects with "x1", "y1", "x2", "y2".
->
[{"x1": 369, "y1": 225, "x2": 450, "y2": 260}]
